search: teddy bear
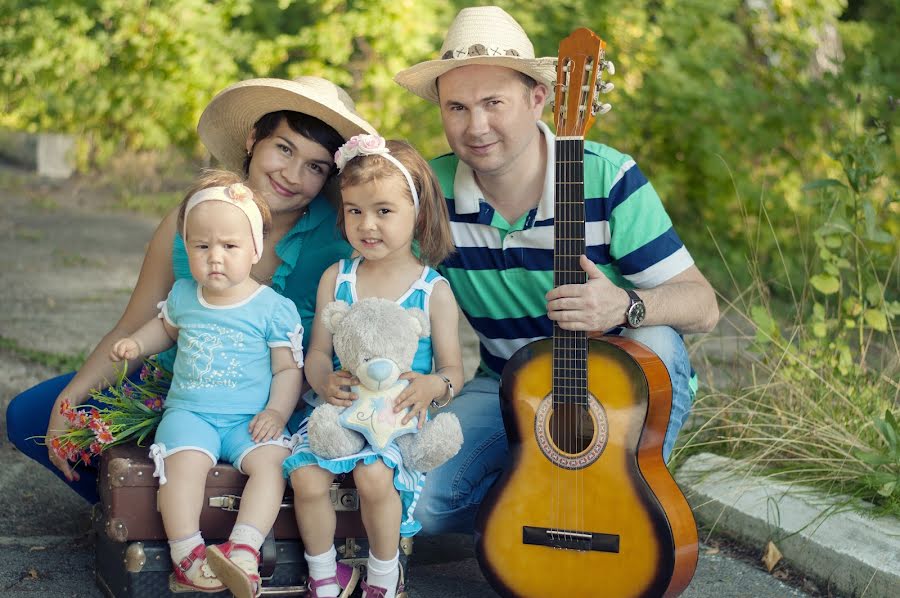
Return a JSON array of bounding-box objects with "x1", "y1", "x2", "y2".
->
[{"x1": 306, "y1": 297, "x2": 463, "y2": 473}]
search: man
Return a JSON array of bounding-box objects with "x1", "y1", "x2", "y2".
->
[{"x1": 395, "y1": 6, "x2": 718, "y2": 535}]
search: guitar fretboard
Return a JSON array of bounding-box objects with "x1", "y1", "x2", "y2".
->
[{"x1": 553, "y1": 137, "x2": 587, "y2": 407}]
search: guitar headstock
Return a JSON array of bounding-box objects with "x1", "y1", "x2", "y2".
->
[{"x1": 553, "y1": 28, "x2": 614, "y2": 138}]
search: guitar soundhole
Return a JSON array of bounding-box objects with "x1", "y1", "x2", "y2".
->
[
  {"x1": 549, "y1": 403, "x2": 594, "y2": 455},
  {"x1": 535, "y1": 395, "x2": 608, "y2": 469}
]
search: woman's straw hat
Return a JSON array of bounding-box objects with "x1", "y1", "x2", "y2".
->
[
  {"x1": 198, "y1": 76, "x2": 377, "y2": 173},
  {"x1": 394, "y1": 6, "x2": 557, "y2": 104}
]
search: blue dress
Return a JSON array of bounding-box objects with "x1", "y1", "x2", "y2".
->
[{"x1": 283, "y1": 258, "x2": 446, "y2": 536}]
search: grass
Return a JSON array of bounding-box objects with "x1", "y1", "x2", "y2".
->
[
  {"x1": 675, "y1": 130, "x2": 899, "y2": 517},
  {"x1": 0, "y1": 336, "x2": 86, "y2": 373}
]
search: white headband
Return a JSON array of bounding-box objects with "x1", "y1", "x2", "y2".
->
[
  {"x1": 334, "y1": 135, "x2": 420, "y2": 213},
  {"x1": 183, "y1": 183, "x2": 264, "y2": 260}
]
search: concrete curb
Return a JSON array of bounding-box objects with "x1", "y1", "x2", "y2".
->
[{"x1": 676, "y1": 453, "x2": 900, "y2": 598}]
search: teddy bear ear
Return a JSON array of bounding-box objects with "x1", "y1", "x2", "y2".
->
[
  {"x1": 406, "y1": 308, "x2": 430, "y2": 338},
  {"x1": 321, "y1": 301, "x2": 351, "y2": 333}
]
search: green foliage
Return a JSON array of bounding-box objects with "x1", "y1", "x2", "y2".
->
[
  {"x1": 684, "y1": 114, "x2": 899, "y2": 515},
  {"x1": 1, "y1": 0, "x2": 240, "y2": 165}
]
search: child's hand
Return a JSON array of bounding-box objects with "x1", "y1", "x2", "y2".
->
[
  {"x1": 110, "y1": 338, "x2": 141, "y2": 362},
  {"x1": 393, "y1": 373, "x2": 445, "y2": 428},
  {"x1": 249, "y1": 408, "x2": 287, "y2": 443},
  {"x1": 324, "y1": 370, "x2": 359, "y2": 407}
]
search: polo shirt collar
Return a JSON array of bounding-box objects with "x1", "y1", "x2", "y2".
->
[{"x1": 452, "y1": 120, "x2": 557, "y2": 222}]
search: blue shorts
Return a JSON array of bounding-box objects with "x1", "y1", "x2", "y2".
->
[{"x1": 152, "y1": 408, "x2": 291, "y2": 473}]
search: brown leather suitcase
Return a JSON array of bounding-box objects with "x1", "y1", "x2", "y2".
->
[
  {"x1": 94, "y1": 443, "x2": 413, "y2": 597},
  {"x1": 97, "y1": 442, "x2": 365, "y2": 542}
]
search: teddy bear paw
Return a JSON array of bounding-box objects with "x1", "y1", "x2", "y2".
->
[
  {"x1": 308, "y1": 404, "x2": 367, "y2": 460},
  {"x1": 397, "y1": 412, "x2": 463, "y2": 472}
]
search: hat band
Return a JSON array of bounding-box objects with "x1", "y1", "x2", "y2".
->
[
  {"x1": 441, "y1": 44, "x2": 523, "y2": 60},
  {"x1": 183, "y1": 184, "x2": 264, "y2": 260}
]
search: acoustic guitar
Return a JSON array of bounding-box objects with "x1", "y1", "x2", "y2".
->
[{"x1": 474, "y1": 28, "x2": 698, "y2": 598}]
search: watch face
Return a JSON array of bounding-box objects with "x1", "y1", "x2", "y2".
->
[{"x1": 627, "y1": 301, "x2": 646, "y2": 327}]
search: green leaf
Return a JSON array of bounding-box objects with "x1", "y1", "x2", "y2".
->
[
  {"x1": 864, "y1": 309, "x2": 888, "y2": 332},
  {"x1": 810, "y1": 274, "x2": 840, "y2": 295},
  {"x1": 877, "y1": 481, "x2": 897, "y2": 498},
  {"x1": 812, "y1": 322, "x2": 827, "y2": 338},
  {"x1": 802, "y1": 178, "x2": 846, "y2": 191}
]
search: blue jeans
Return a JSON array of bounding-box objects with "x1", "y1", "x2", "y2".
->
[
  {"x1": 414, "y1": 326, "x2": 693, "y2": 535},
  {"x1": 6, "y1": 372, "x2": 103, "y2": 502}
]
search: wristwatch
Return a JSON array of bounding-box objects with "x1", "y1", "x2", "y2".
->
[{"x1": 624, "y1": 289, "x2": 646, "y2": 329}]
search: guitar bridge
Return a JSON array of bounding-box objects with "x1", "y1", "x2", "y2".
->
[{"x1": 522, "y1": 526, "x2": 619, "y2": 553}]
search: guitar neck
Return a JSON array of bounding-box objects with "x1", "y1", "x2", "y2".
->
[{"x1": 553, "y1": 136, "x2": 587, "y2": 405}]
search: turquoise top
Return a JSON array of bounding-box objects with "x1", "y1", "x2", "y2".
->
[
  {"x1": 157, "y1": 193, "x2": 352, "y2": 371},
  {"x1": 161, "y1": 279, "x2": 303, "y2": 414}
]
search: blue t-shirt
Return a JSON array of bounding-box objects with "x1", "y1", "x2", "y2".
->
[
  {"x1": 161, "y1": 279, "x2": 303, "y2": 415},
  {"x1": 157, "y1": 193, "x2": 352, "y2": 371}
]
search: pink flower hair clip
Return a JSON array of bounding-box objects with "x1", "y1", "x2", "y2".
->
[
  {"x1": 334, "y1": 134, "x2": 389, "y2": 171},
  {"x1": 225, "y1": 182, "x2": 253, "y2": 203}
]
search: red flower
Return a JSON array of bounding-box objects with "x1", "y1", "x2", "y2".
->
[
  {"x1": 89, "y1": 441, "x2": 102, "y2": 455},
  {"x1": 81, "y1": 451, "x2": 92, "y2": 465},
  {"x1": 95, "y1": 427, "x2": 115, "y2": 445}
]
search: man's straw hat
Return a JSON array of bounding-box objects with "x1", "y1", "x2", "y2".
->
[
  {"x1": 394, "y1": 6, "x2": 557, "y2": 104},
  {"x1": 198, "y1": 76, "x2": 377, "y2": 173}
]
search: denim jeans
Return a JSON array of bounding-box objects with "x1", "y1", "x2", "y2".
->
[
  {"x1": 414, "y1": 325, "x2": 693, "y2": 535},
  {"x1": 6, "y1": 372, "x2": 103, "y2": 502}
]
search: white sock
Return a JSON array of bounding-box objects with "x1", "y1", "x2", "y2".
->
[
  {"x1": 169, "y1": 531, "x2": 203, "y2": 565},
  {"x1": 229, "y1": 523, "x2": 265, "y2": 552},
  {"x1": 366, "y1": 550, "x2": 399, "y2": 598},
  {"x1": 306, "y1": 546, "x2": 339, "y2": 597}
]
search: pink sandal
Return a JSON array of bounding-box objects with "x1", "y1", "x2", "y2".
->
[
  {"x1": 206, "y1": 541, "x2": 262, "y2": 598},
  {"x1": 168, "y1": 543, "x2": 226, "y2": 594},
  {"x1": 360, "y1": 563, "x2": 406, "y2": 598},
  {"x1": 308, "y1": 561, "x2": 360, "y2": 598}
]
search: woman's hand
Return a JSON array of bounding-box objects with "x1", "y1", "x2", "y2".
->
[
  {"x1": 249, "y1": 409, "x2": 287, "y2": 443},
  {"x1": 324, "y1": 370, "x2": 358, "y2": 407},
  {"x1": 110, "y1": 338, "x2": 141, "y2": 362},
  {"x1": 46, "y1": 398, "x2": 78, "y2": 481},
  {"x1": 393, "y1": 373, "x2": 446, "y2": 428}
]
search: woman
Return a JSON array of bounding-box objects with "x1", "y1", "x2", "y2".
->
[{"x1": 6, "y1": 76, "x2": 377, "y2": 503}]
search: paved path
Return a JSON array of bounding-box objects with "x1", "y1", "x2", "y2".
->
[{"x1": 0, "y1": 166, "x2": 818, "y2": 597}]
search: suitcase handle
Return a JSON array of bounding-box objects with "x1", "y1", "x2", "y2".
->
[{"x1": 209, "y1": 485, "x2": 359, "y2": 512}]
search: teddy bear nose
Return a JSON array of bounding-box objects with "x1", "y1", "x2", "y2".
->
[{"x1": 365, "y1": 359, "x2": 394, "y2": 382}]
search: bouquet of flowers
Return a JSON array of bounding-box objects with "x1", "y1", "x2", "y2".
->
[{"x1": 45, "y1": 359, "x2": 171, "y2": 466}]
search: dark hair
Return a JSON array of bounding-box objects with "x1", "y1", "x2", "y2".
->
[
  {"x1": 243, "y1": 111, "x2": 345, "y2": 176},
  {"x1": 337, "y1": 140, "x2": 455, "y2": 266}
]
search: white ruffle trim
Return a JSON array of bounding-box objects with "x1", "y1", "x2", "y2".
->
[
  {"x1": 149, "y1": 443, "x2": 167, "y2": 485},
  {"x1": 287, "y1": 324, "x2": 304, "y2": 367}
]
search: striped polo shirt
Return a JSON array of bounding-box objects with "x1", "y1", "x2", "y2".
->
[{"x1": 433, "y1": 121, "x2": 695, "y2": 377}]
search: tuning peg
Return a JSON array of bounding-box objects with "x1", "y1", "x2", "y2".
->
[
  {"x1": 601, "y1": 60, "x2": 615, "y2": 75},
  {"x1": 597, "y1": 81, "x2": 615, "y2": 94},
  {"x1": 591, "y1": 102, "x2": 612, "y2": 116}
]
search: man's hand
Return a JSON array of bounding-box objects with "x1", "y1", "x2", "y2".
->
[
  {"x1": 546, "y1": 255, "x2": 628, "y2": 332},
  {"x1": 249, "y1": 408, "x2": 287, "y2": 443}
]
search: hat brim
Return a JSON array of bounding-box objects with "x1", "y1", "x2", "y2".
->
[
  {"x1": 197, "y1": 78, "x2": 377, "y2": 174},
  {"x1": 394, "y1": 56, "x2": 557, "y2": 104}
]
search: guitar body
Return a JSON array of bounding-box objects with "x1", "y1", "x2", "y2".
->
[{"x1": 475, "y1": 336, "x2": 698, "y2": 597}]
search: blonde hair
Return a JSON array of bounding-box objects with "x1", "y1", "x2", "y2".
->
[
  {"x1": 177, "y1": 169, "x2": 272, "y2": 239},
  {"x1": 337, "y1": 141, "x2": 454, "y2": 266}
]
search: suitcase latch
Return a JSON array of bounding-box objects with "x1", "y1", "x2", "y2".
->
[
  {"x1": 330, "y1": 487, "x2": 359, "y2": 512},
  {"x1": 209, "y1": 495, "x2": 242, "y2": 511}
]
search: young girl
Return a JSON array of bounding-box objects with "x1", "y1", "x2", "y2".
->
[
  {"x1": 284, "y1": 136, "x2": 463, "y2": 598},
  {"x1": 110, "y1": 170, "x2": 304, "y2": 598}
]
